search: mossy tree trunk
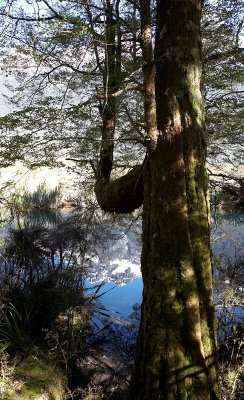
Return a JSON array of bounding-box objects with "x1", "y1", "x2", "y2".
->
[
  {"x1": 128, "y1": 0, "x2": 219, "y2": 399},
  {"x1": 95, "y1": 0, "x2": 144, "y2": 213},
  {"x1": 94, "y1": 1, "x2": 219, "y2": 397},
  {"x1": 98, "y1": 0, "x2": 118, "y2": 182}
]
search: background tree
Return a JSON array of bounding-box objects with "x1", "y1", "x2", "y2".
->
[{"x1": 203, "y1": 0, "x2": 244, "y2": 168}]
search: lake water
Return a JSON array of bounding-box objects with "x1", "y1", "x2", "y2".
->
[
  {"x1": 1, "y1": 208, "x2": 243, "y2": 324},
  {"x1": 85, "y1": 212, "x2": 244, "y2": 321},
  {"x1": 85, "y1": 278, "x2": 143, "y2": 318}
]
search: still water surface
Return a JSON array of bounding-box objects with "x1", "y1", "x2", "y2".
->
[
  {"x1": 86, "y1": 212, "x2": 244, "y2": 317},
  {"x1": 1, "y1": 209, "x2": 243, "y2": 319}
]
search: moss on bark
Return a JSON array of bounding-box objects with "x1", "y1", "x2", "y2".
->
[
  {"x1": 128, "y1": 0, "x2": 219, "y2": 399},
  {"x1": 94, "y1": 0, "x2": 219, "y2": 398},
  {"x1": 95, "y1": 164, "x2": 144, "y2": 213}
]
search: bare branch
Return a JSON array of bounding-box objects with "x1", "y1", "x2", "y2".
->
[
  {"x1": 41, "y1": 0, "x2": 62, "y2": 18},
  {"x1": 97, "y1": 84, "x2": 143, "y2": 99},
  {"x1": 207, "y1": 168, "x2": 244, "y2": 183},
  {"x1": 0, "y1": 11, "x2": 64, "y2": 22}
]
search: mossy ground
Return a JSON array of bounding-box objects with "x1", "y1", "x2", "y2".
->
[{"x1": 0, "y1": 354, "x2": 67, "y2": 400}]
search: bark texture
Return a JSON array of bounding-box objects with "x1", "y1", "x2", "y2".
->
[
  {"x1": 128, "y1": 0, "x2": 219, "y2": 399},
  {"x1": 95, "y1": 0, "x2": 151, "y2": 214},
  {"x1": 140, "y1": 0, "x2": 158, "y2": 149},
  {"x1": 95, "y1": 164, "x2": 143, "y2": 213},
  {"x1": 95, "y1": 0, "x2": 144, "y2": 213},
  {"x1": 98, "y1": 0, "x2": 117, "y2": 181}
]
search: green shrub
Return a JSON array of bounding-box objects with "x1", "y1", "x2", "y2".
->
[{"x1": 0, "y1": 303, "x2": 30, "y2": 355}]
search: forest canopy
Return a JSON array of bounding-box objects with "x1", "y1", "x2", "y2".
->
[{"x1": 0, "y1": 0, "x2": 243, "y2": 174}]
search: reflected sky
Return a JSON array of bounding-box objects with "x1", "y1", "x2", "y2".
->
[
  {"x1": 85, "y1": 212, "x2": 244, "y2": 317},
  {"x1": 85, "y1": 278, "x2": 143, "y2": 317}
]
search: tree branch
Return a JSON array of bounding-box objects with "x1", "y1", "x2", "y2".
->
[
  {"x1": 96, "y1": 84, "x2": 143, "y2": 98},
  {"x1": 207, "y1": 168, "x2": 243, "y2": 183},
  {"x1": 95, "y1": 164, "x2": 144, "y2": 213},
  {"x1": 205, "y1": 47, "x2": 244, "y2": 62},
  {"x1": 0, "y1": 11, "x2": 64, "y2": 22}
]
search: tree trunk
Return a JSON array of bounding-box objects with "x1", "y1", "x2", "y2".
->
[
  {"x1": 128, "y1": 0, "x2": 219, "y2": 398},
  {"x1": 98, "y1": 0, "x2": 117, "y2": 181},
  {"x1": 95, "y1": 0, "x2": 144, "y2": 214}
]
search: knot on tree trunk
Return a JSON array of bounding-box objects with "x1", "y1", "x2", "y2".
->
[{"x1": 94, "y1": 164, "x2": 144, "y2": 213}]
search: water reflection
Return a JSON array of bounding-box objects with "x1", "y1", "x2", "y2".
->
[
  {"x1": 15, "y1": 208, "x2": 63, "y2": 229},
  {"x1": 212, "y1": 210, "x2": 244, "y2": 226},
  {"x1": 85, "y1": 279, "x2": 143, "y2": 318},
  {"x1": 0, "y1": 207, "x2": 243, "y2": 320}
]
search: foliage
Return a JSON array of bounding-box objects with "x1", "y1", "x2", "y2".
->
[
  {"x1": 218, "y1": 327, "x2": 243, "y2": 400},
  {"x1": 22, "y1": 182, "x2": 61, "y2": 209},
  {"x1": 0, "y1": 1, "x2": 242, "y2": 174},
  {"x1": 203, "y1": 0, "x2": 244, "y2": 166},
  {"x1": 210, "y1": 180, "x2": 244, "y2": 211},
  {"x1": 0, "y1": 210, "x2": 121, "y2": 392},
  {"x1": 3, "y1": 183, "x2": 62, "y2": 229},
  {"x1": 0, "y1": 0, "x2": 144, "y2": 171},
  {"x1": 71, "y1": 383, "x2": 105, "y2": 400},
  {"x1": 0, "y1": 351, "x2": 17, "y2": 395},
  {"x1": 44, "y1": 304, "x2": 90, "y2": 377},
  {"x1": 0, "y1": 217, "x2": 89, "y2": 349},
  {"x1": 0, "y1": 302, "x2": 30, "y2": 355}
]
